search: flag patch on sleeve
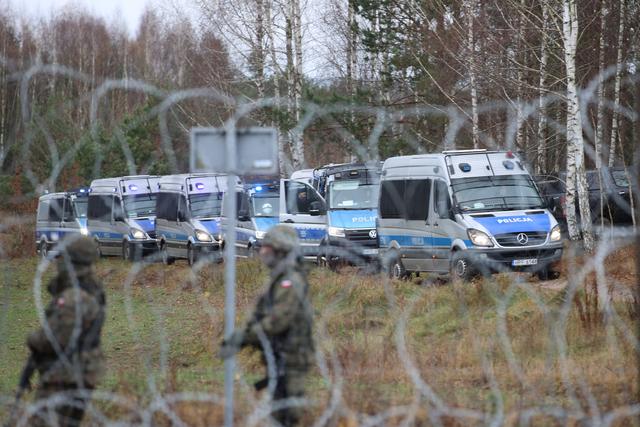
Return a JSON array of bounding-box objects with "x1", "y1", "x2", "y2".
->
[{"x1": 281, "y1": 280, "x2": 292, "y2": 288}]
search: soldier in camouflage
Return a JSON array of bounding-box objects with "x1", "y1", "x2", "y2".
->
[
  {"x1": 26, "y1": 236, "x2": 106, "y2": 427},
  {"x1": 220, "y1": 225, "x2": 314, "y2": 427}
]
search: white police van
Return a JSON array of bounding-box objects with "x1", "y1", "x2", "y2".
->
[
  {"x1": 235, "y1": 181, "x2": 280, "y2": 257},
  {"x1": 156, "y1": 174, "x2": 234, "y2": 265},
  {"x1": 87, "y1": 175, "x2": 160, "y2": 260},
  {"x1": 378, "y1": 150, "x2": 563, "y2": 280},
  {"x1": 314, "y1": 163, "x2": 381, "y2": 269},
  {"x1": 280, "y1": 175, "x2": 327, "y2": 260},
  {"x1": 36, "y1": 188, "x2": 90, "y2": 257}
]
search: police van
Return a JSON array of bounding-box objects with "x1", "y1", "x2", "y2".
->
[
  {"x1": 87, "y1": 175, "x2": 160, "y2": 260},
  {"x1": 314, "y1": 163, "x2": 381, "y2": 268},
  {"x1": 235, "y1": 181, "x2": 280, "y2": 257},
  {"x1": 378, "y1": 150, "x2": 563, "y2": 280},
  {"x1": 156, "y1": 174, "x2": 233, "y2": 265},
  {"x1": 36, "y1": 188, "x2": 90, "y2": 257},
  {"x1": 279, "y1": 175, "x2": 327, "y2": 260}
]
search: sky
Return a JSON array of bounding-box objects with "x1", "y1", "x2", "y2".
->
[{"x1": 5, "y1": 0, "x2": 154, "y2": 35}]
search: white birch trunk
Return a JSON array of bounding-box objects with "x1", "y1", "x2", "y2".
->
[
  {"x1": 515, "y1": 0, "x2": 525, "y2": 152},
  {"x1": 266, "y1": 1, "x2": 287, "y2": 176},
  {"x1": 595, "y1": 0, "x2": 607, "y2": 169},
  {"x1": 563, "y1": 0, "x2": 595, "y2": 252},
  {"x1": 255, "y1": 0, "x2": 265, "y2": 98},
  {"x1": 466, "y1": 0, "x2": 479, "y2": 148},
  {"x1": 536, "y1": 2, "x2": 549, "y2": 174},
  {"x1": 608, "y1": 0, "x2": 626, "y2": 167},
  {"x1": 290, "y1": 0, "x2": 305, "y2": 169}
]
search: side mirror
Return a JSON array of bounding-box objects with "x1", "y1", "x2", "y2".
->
[
  {"x1": 238, "y1": 211, "x2": 250, "y2": 221},
  {"x1": 63, "y1": 214, "x2": 74, "y2": 222},
  {"x1": 437, "y1": 200, "x2": 451, "y2": 219},
  {"x1": 177, "y1": 211, "x2": 188, "y2": 222},
  {"x1": 114, "y1": 213, "x2": 125, "y2": 222},
  {"x1": 309, "y1": 201, "x2": 325, "y2": 216}
]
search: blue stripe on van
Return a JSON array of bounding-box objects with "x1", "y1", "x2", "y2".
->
[{"x1": 379, "y1": 234, "x2": 472, "y2": 248}]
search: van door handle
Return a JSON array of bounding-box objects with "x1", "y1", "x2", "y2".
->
[{"x1": 284, "y1": 219, "x2": 295, "y2": 224}]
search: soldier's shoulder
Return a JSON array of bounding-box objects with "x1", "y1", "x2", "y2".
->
[{"x1": 278, "y1": 269, "x2": 307, "y2": 289}]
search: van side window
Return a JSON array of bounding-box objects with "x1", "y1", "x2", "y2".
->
[
  {"x1": 178, "y1": 195, "x2": 189, "y2": 221},
  {"x1": 37, "y1": 200, "x2": 50, "y2": 221},
  {"x1": 63, "y1": 198, "x2": 74, "y2": 221},
  {"x1": 88, "y1": 195, "x2": 113, "y2": 221},
  {"x1": 49, "y1": 198, "x2": 64, "y2": 222},
  {"x1": 380, "y1": 180, "x2": 405, "y2": 219},
  {"x1": 434, "y1": 180, "x2": 452, "y2": 218},
  {"x1": 285, "y1": 181, "x2": 321, "y2": 214},
  {"x1": 405, "y1": 180, "x2": 431, "y2": 220},
  {"x1": 157, "y1": 193, "x2": 178, "y2": 221}
]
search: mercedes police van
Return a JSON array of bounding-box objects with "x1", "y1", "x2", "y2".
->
[
  {"x1": 36, "y1": 188, "x2": 90, "y2": 257},
  {"x1": 378, "y1": 150, "x2": 563, "y2": 280},
  {"x1": 235, "y1": 181, "x2": 280, "y2": 257},
  {"x1": 156, "y1": 174, "x2": 233, "y2": 265},
  {"x1": 87, "y1": 175, "x2": 160, "y2": 260},
  {"x1": 314, "y1": 163, "x2": 381, "y2": 268}
]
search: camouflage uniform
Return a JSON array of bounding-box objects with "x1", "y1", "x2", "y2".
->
[
  {"x1": 220, "y1": 225, "x2": 314, "y2": 427},
  {"x1": 27, "y1": 236, "x2": 106, "y2": 427}
]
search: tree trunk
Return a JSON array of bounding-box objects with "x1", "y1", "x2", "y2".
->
[
  {"x1": 595, "y1": 0, "x2": 608, "y2": 169},
  {"x1": 536, "y1": 1, "x2": 549, "y2": 174},
  {"x1": 515, "y1": 0, "x2": 525, "y2": 152},
  {"x1": 563, "y1": 0, "x2": 595, "y2": 252},
  {"x1": 268, "y1": 1, "x2": 287, "y2": 176},
  {"x1": 608, "y1": 0, "x2": 626, "y2": 167},
  {"x1": 255, "y1": 0, "x2": 266, "y2": 98},
  {"x1": 288, "y1": 0, "x2": 305, "y2": 169},
  {"x1": 466, "y1": 0, "x2": 479, "y2": 148}
]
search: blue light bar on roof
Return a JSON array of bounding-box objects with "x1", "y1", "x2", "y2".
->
[
  {"x1": 129, "y1": 184, "x2": 138, "y2": 191},
  {"x1": 195, "y1": 182, "x2": 205, "y2": 190},
  {"x1": 459, "y1": 163, "x2": 472, "y2": 172},
  {"x1": 255, "y1": 185, "x2": 263, "y2": 192}
]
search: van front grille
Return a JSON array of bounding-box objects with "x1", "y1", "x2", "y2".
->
[
  {"x1": 494, "y1": 231, "x2": 547, "y2": 247},
  {"x1": 345, "y1": 229, "x2": 377, "y2": 247}
]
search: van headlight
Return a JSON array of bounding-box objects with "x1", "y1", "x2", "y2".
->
[
  {"x1": 131, "y1": 228, "x2": 146, "y2": 239},
  {"x1": 195, "y1": 229, "x2": 213, "y2": 242},
  {"x1": 80, "y1": 228, "x2": 89, "y2": 236},
  {"x1": 255, "y1": 230, "x2": 267, "y2": 239},
  {"x1": 550, "y1": 225, "x2": 562, "y2": 241},
  {"x1": 468, "y1": 229, "x2": 493, "y2": 247},
  {"x1": 328, "y1": 226, "x2": 345, "y2": 238}
]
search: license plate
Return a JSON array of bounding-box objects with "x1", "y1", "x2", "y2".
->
[
  {"x1": 512, "y1": 258, "x2": 537, "y2": 266},
  {"x1": 362, "y1": 248, "x2": 379, "y2": 255}
]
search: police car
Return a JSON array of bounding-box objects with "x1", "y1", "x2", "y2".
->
[{"x1": 36, "y1": 188, "x2": 90, "y2": 257}]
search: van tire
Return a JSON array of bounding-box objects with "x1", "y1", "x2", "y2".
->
[
  {"x1": 94, "y1": 239, "x2": 102, "y2": 258},
  {"x1": 187, "y1": 244, "x2": 196, "y2": 266},
  {"x1": 122, "y1": 241, "x2": 134, "y2": 262},
  {"x1": 39, "y1": 240, "x2": 48, "y2": 258},
  {"x1": 161, "y1": 242, "x2": 175, "y2": 265},
  {"x1": 450, "y1": 252, "x2": 474, "y2": 282},
  {"x1": 389, "y1": 257, "x2": 409, "y2": 280}
]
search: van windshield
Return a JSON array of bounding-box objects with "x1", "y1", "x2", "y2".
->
[
  {"x1": 451, "y1": 176, "x2": 544, "y2": 212},
  {"x1": 251, "y1": 194, "x2": 279, "y2": 217},
  {"x1": 328, "y1": 181, "x2": 379, "y2": 210},
  {"x1": 123, "y1": 194, "x2": 157, "y2": 218},
  {"x1": 190, "y1": 193, "x2": 223, "y2": 218},
  {"x1": 73, "y1": 199, "x2": 88, "y2": 218}
]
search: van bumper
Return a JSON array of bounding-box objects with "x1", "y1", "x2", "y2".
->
[
  {"x1": 468, "y1": 243, "x2": 563, "y2": 272},
  {"x1": 324, "y1": 236, "x2": 379, "y2": 264},
  {"x1": 192, "y1": 241, "x2": 223, "y2": 253},
  {"x1": 129, "y1": 239, "x2": 159, "y2": 254}
]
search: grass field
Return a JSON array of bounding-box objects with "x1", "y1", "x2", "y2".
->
[{"x1": 0, "y1": 246, "x2": 638, "y2": 426}]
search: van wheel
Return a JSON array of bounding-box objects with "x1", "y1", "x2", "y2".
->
[
  {"x1": 389, "y1": 258, "x2": 408, "y2": 280},
  {"x1": 39, "y1": 241, "x2": 48, "y2": 258},
  {"x1": 94, "y1": 239, "x2": 102, "y2": 258},
  {"x1": 122, "y1": 241, "x2": 134, "y2": 261},
  {"x1": 187, "y1": 245, "x2": 197, "y2": 266},
  {"x1": 450, "y1": 252, "x2": 474, "y2": 282},
  {"x1": 161, "y1": 243, "x2": 175, "y2": 265}
]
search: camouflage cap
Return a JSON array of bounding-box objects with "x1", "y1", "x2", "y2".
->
[
  {"x1": 262, "y1": 225, "x2": 300, "y2": 252},
  {"x1": 60, "y1": 236, "x2": 99, "y2": 265}
]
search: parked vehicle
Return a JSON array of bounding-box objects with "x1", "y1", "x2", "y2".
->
[
  {"x1": 235, "y1": 181, "x2": 281, "y2": 257},
  {"x1": 535, "y1": 167, "x2": 634, "y2": 234},
  {"x1": 378, "y1": 149, "x2": 563, "y2": 281},
  {"x1": 35, "y1": 188, "x2": 90, "y2": 257},
  {"x1": 279, "y1": 175, "x2": 327, "y2": 260},
  {"x1": 156, "y1": 174, "x2": 233, "y2": 265},
  {"x1": 290, "y1": 169, "x2": 314, "y2": 186},
  {"x1": 87, "y1": 175, "x2": 160, "y2": 260},
  {"x1": 313, "y1": 162, "x2": 382, "y2": 269}
]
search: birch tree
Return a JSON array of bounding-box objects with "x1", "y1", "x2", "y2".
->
[
  {"x1": 536, "y1": 1, "x2": 549, "y2": 173},
  {"x1": 465, "y1": 0, "x2": 480, "y2": 148},
  {"x1": 608, "y1": 0, "x2": 626, "y2": 167},
  {"x1": 562, "y1": 0, "x2": 595, "y2": 251},
  {"x1": 595, "y1": 0, "x2": 608, "y2": 169}
]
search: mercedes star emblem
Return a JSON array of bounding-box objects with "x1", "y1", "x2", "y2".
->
[{"x1": 516, "y1": 233, "x2": 529, "y2": 245}]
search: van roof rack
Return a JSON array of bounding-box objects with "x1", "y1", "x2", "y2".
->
[{"x1": 442, "y1": 149, "x2": 487, "y2": 154}]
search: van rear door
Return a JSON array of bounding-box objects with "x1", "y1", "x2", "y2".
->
[{"x1": 279, "y1": 179, "x2": 327, "y2": 257}]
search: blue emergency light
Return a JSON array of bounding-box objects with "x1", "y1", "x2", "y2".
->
[
  {"x1": 195, "y1": 182, "x2": 205, "y2": 190},
  {"x1": 503, "y1": 160, "x2": 515, "y2": 170},
  {"x1": 459, "y1": 163, "x2": 472, "y2": 172},
  {"x1": 129, "y1": 184, "x2": 138, "y2": 191},
  {"x1": 255, "y1": 185, "x2": 263, "y2": 192}
]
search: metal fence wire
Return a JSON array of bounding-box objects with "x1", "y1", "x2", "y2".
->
[{"x1": 0, "y1": 57, "x2": 639, "y2": 427}]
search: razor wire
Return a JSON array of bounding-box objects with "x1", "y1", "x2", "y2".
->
[{"x1": 0, "y1": 57, "x2": 638, "y2": 427}]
